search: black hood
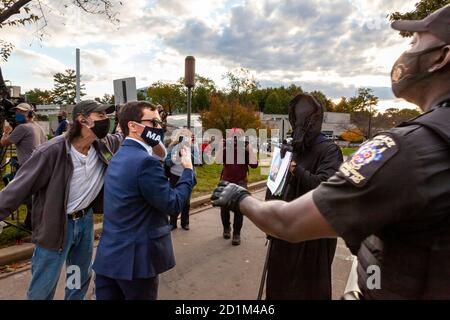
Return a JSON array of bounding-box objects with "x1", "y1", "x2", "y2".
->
[{"x1": 288, "y1": 93, "x2": 324, "y2": 153}]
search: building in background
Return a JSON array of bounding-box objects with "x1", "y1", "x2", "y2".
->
[
  {"x1": 322, "y1": 112, "x2": 351, "y2": 139},
  {"x1": 260, "y1": 112, "x2": 352, "y2": 141}
]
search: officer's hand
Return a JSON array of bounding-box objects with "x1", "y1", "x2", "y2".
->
[{"x1": 211, "y1": 181, "x2": 251, "y2": 214}]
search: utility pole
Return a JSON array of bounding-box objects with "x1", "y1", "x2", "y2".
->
[{"x1": 76, "y1": 48, "x2": 81, "y2": 104}]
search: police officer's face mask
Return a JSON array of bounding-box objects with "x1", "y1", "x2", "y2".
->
[{"x1": 391, "y1": 44, "x2": 446, "y2": 99}]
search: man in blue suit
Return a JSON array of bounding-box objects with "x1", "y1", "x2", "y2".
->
[{"x1": 93, "y1": 101, "x2": 195, "y2": 300}]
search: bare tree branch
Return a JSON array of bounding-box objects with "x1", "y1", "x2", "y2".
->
[{"x1": 0, "y1": 0, "x2": 32, "y2": 25}]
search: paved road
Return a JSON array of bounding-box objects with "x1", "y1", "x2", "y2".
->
[{"x1": 0, "y1": 190, "x2": 353, "y2": 300}]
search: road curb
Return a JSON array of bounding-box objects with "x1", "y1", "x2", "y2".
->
[{"x1": 0, "y1": 180, "x2": 267, "y2": 267}]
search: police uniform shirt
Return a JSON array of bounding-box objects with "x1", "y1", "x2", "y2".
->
[{"x1": 312, "y1": 101, "x2": 450, "y2": 298}]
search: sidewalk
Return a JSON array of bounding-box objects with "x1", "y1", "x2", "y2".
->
[{"x1": 0, "y1": 189, "x2": 353, "y2": 300}]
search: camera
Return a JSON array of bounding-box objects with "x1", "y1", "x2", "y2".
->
[
  {"x1": 0, "y1": 97, "x2": 17, "y2": 127},
  {"x1": 0, "y1": 67, "x2": 20, "y2": 128}
]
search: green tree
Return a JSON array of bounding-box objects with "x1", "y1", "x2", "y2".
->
[
  {"x1": 147, "y1": 81, "x2": 185, "y2": 115},
  {"x1": 51, "y1": 69, "x2": 85, "y2": 105},
  {"x1": 137, "y1": 90, "x2": 147, "y2": 101},
  {"x1": 310, "y1": 90, "x2": 334, "y2": 112},
  {"x1": 95, "y1": 93, "x2": 115, "y2": 104},
  {"x1": 0, "y1": 0, "x2": 121, "y2": 62},
  {"x1": 223, "y1": 68, "x2": 259, "y2": 105},
  {"x1": 177, "y1": 74, "x2": 217, "y2": 112},
  {"x1": 334, "y1": 97, "x2": 353, "y2": 113},
  {"x1": 389, "y1": 0, "x2": 450, "y2": 37},
  {"x1": 25, "y1": 88, "x2": 52, "y2": 105},
  {"x1": 376, "y1": 107, "x2": 421, "y2": 128},
  {"x1": 263, "y1": 89, "x2": 291, "y2": 114},
  {"x1": 264, "y1": 91, "x2": 283, "y2": 114},
  {"x1": 285, "y1": 84, "x2": 303, "y2": 97},
  {"x1": 349, "y1": 88, "x2": 379, "y2": 139}
]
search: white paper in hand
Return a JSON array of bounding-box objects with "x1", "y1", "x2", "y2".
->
[{"x1": 267, "y1": 147, "x2": 292, "y2": 195}]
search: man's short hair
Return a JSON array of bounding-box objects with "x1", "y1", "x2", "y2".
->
[{"x1": 119, "y1": 101, "x2": 157, "y2": 137}]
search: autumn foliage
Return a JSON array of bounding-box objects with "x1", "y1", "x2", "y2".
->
[
  {"x1": 201, "y1": 96, "x2": 266, "y2": 134},
  {"x1": 341, "y1": 128, "x2": 364, "y2": 143}
]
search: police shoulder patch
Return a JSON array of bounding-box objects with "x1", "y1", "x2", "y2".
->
[{"x1": 339, "y1": 134, "x2": 399, "y2": 187}]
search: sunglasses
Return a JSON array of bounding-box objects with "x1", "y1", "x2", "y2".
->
[{"x1": 136, "y1": 118, "x2": 163, "y2": 127}]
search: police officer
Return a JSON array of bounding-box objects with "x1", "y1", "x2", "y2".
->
[{"x1": 212, "y1": 4, "x2": 450, "y2": 299}]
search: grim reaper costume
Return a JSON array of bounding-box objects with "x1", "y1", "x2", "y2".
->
[{"x1": 265, "y1": 93, "x2": 343, "y2": 300}]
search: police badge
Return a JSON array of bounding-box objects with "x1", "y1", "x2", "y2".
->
[{"x1": 339, "y1": 134, "x2": 399, "y2": 187}]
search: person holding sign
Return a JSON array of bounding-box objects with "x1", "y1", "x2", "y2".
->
[{"x1": 263, "y1": 93, "x2": 343, "y2": 300}]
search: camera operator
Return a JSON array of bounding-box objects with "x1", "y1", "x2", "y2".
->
[
  {"x1": 0, "y1": 100, "x2": 148, "y2": 300},
  {"x1": 1, "y1": 103, "x2": 46, "y2": 165},
  {"x1": 1, "y1": 103, "x2": 47, "y2": 230},
  {"x1": 165, "y1": 129, "x2": 200, "y2": 231},
  {"x1": 215, "y1": 128, "x2": 258, "y2": 246}
]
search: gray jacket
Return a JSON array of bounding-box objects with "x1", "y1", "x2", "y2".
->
[{"x1": 0, "y1": 133, "x2": 123, "y2": 251}]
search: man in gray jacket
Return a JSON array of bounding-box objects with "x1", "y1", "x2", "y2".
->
[{"x1": 0, "y1": 100, "x2": 166, "y2": 300}]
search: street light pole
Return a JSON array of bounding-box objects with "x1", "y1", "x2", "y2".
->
[
  {"x1": 184, "y1": 56, "x2": 195, "y2": 131},
  {"x1": 76, "y1": 48, "x2": 81, "y2": 104}
]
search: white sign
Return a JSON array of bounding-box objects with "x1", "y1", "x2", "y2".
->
[
  {"x1": 267, "y1": 147, "x2": 292, "y2": 196},
  {"x1": 113, "y1": 77, "x2": 137, "y2": 104}
]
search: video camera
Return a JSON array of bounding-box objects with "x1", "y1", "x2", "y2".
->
[{"x1": 0, "y1": 67, "x2": 18, "y2": 128}]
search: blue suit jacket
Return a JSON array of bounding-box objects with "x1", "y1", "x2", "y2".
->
[{"x1": 93, "y1": 139, "x2": 195, "y2": 280}]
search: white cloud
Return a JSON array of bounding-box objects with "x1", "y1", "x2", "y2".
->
[{"x1": 3, "y1": 0, "x2": 423, "y2": 109}]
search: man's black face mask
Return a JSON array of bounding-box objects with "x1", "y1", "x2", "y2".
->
[{"x1": 288, "y1": 94, "x2": 324, "y2": 153}]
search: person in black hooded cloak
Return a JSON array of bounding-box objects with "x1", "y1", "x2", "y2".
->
[{"x1": 265, "y1": 93, "x2": 343, "y2": 300}]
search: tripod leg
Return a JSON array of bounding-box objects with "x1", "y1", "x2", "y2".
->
[{"x1": 257, "y1": 238, "x2": 272, "y2": 300}]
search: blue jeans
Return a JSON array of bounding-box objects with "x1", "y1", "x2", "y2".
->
[{"x1": 27, "y1": 209, "x2": 94, "y2": 300}]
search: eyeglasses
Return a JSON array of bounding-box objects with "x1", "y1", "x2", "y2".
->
[{"x1": 137, "y1": 118, "x2": 163, "y2": 128}]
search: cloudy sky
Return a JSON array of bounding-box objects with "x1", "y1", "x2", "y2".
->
[{"x1": 2, "y1": 0, "x2": 420, "y2": 111}]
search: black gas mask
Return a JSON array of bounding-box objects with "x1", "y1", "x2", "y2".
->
[{"x1": 288, "y1": 94, "x2": 324, "y2": 153}]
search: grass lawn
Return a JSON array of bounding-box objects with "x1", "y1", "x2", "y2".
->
[
  {"x1": 341, "y1": 147, "x2": 358, "y2": 157},
  {"x1": 0, "y1": 205, "x2": 30, "y2": 248},
  {"x1": 1, "y1": 146, "x2": 354, "y2": 248},
  {"x1": 192, "y1": 164, "x2": 267, "y2": 198}
]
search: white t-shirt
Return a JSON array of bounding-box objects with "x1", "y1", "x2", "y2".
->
[{"x1": 66, "y1": 145, "x2": 106, "y2": 214}]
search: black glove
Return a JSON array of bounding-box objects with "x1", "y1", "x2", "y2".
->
[
  {"x1": 280, "y1": 142, "x2": 293, "y2": 159},
  {"x1": 211, "y1": 181, "x2": 251, "y2": 214}
]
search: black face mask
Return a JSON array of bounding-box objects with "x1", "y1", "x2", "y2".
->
[
  {"x1": 141, "y1": 126, "x2": 164, "y2": 147},
  {"x1": 288, "y1": 94, "x2": 323, "y2": 153},
  {"x1": 58, "y1": 116, "x2": 64, "y2": 123},
  {"x1": 391, "y1": 44, "x2": 446, "y2": 99},
  {"x1": 90, "y1": 119, "x2": 110, "y2": 139}
]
